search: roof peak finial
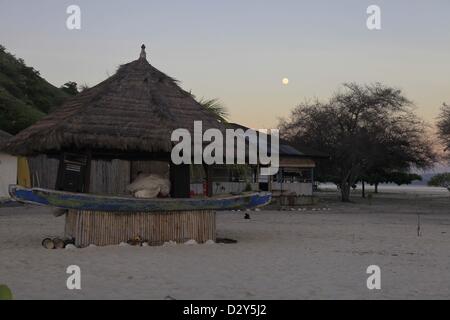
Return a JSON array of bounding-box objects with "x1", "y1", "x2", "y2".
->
[{"x1": 139, "y1": 44, "x2": 147, "y2": 60}]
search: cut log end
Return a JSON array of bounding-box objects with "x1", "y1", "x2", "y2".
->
[
  {"x1": 42, "y1": 238, "x2": 55, "y2": 249},
  {"x1": 53, "y1": 238, "x2": 66, "y2": 249}
]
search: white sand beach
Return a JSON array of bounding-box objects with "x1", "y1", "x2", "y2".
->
[{"x1": 1, "y1": 187, "x2": 450, "y2": 300}]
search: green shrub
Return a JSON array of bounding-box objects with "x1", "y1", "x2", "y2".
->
[
  {"x1": 428, "y1": 173, "x2": 450, "y2": 190},
  {"x1": 0, "y1": 285, "x2": 13, "y2": 300}
]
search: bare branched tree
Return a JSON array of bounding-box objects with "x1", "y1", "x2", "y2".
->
[
  {"x1": 437, "y1": 103, "x2": 450, "y2": 155},
  {"x1": 280, "y1": 83, "x2": 436, "y2": 202}
]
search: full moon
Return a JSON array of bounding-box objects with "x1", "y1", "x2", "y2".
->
[{"x1": 282, "y1": 78, "x2": 289, "y2": 85}]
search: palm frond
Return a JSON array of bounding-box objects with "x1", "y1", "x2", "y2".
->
[{"x1": 198, "y1": 98, "x2": 229, "y2": 123}]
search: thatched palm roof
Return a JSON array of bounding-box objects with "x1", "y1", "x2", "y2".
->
[{"x1": 6, "y1": 45, "x2": 225, "y2": 156}]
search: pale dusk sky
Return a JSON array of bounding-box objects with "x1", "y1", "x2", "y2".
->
[{"x1": 1, "y1": 0, "x2": 449, "y2": 129}]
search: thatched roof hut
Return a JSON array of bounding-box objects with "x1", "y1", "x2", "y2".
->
[{"x1": 6, "y1": 45, "x2": 225, "y2": 156}]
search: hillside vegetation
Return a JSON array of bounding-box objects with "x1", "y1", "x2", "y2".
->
[{"x1": 0, "y1": 45, "x2": 69, "y2": 134}]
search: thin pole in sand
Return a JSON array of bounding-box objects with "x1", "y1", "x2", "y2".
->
[
  {"x1": 417, "y1": 213, "x2": 421, "y2": 237},
  {"x1": 415, "y1": 194, "x2": 421, "y2": 237}
]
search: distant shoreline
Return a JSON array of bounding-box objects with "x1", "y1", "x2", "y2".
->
[{"x1": 318, "y1": 183, "x2": 449, "y2": 194}]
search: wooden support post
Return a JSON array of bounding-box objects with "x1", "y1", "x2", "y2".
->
[
  {"x1": 204, "y1": 165, "x2": 213, "y2": 197},
  {"x1": 170, "y1": 163, "x2": 190, "y2": 198}
]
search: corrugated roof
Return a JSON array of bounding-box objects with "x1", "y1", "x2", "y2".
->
[{"x1": 226, "y1": 123, "x2": 327, "y2": 158}]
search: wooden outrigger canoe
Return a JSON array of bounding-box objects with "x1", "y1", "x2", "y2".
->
[{"x1": 9, "y1": 185, "x2": 272, "y2": 212}]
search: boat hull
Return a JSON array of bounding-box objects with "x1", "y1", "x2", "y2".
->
[{"x1": 9, "y1": 185, "x2": 272, "y2": 212}]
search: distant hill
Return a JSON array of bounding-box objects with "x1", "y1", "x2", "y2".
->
[{"x1": 0, "y1": 45, "x2": 69, "y2": 134}]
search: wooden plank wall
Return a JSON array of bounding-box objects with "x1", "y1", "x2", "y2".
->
[
  {"x1": 90, "y1": 160, "x2": 169, "y2": 195},
  {"x1": 28, "y1": 155, "x2": 59, "y2": 189},
  {"x1": 90, "y1": 159, "x2": 131, "y2": 195},
  {"x1": 65, "y1": 210, "x2": 216, "y2": 247},
  {"x1": 27, "y1": 157, "x2": 173, "y2": 195}
]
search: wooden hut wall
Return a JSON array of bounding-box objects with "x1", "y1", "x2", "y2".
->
[
  {"x1": 89, "y1": 159, "x2": 131, "y2": 195},
  {"x1": 89, "y1": 160, "x2": 169, "y2": 195},
  {"x1": 28, "y1": 155, "x2": 59, "y2": 189}
]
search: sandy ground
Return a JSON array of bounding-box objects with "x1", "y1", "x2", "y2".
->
[{"x1": 1, "y1": 187, "x2": 449, "y2": 300}]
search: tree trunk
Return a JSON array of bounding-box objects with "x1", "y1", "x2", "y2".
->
[
  {"x1": 362, "y1": 180, "x2": 366, "y2": 198},
  {"x1": 340, "y1": 168, "x2": 360, "y2": 202},
  {"x1": 375, "y1": 183, "x2": 379, "y2": 194},
  {"x1": 340, "y1": 182, "x2": 351, "y2": 202}
]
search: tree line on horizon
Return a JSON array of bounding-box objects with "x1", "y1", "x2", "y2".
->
[{"x1": 1, "y1": 45, "x2": 450, "y2": 201}]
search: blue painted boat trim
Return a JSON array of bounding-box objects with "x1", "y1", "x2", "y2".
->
[{"x1": 9, "y1": 185, "x2": 272, "y2": 212}]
